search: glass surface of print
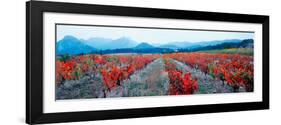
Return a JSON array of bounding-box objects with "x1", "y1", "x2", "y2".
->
[{"x1": 55, "y1": 24, "x2": 254, "y2": 100}]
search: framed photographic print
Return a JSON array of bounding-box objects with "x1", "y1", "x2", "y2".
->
[{"x1": 26, "y1": 1, "x2": 269, "y2": 124}]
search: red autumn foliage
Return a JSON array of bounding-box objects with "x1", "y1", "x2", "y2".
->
[
  {"x1": 166, "y1": 53, "x2": 253, "y2": 92},
  {"x1": 56, "y1": 60, "x2": 76, "y2": 84},
  {"x1": 164, "y1": 58, "x2": 199, "y2": 95},
  {"x1": 56, "y1": 52, "x2": 253, "y2": 94},
  {"x1": 99, "y1": 54, "x2": 160, "y2": 91}
]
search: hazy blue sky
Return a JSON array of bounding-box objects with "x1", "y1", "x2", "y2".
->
[{"x1": 57, "y1": 25, "x2": 254, "y2": 44}]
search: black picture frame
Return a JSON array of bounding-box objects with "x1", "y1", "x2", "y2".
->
[{"x1": 26, "y1": 1, "x2": 269, "y2": 124}]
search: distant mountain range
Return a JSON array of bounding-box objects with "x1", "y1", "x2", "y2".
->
[
  {"x1": 83, "y1": 37, "x2": 138, "y2": 50},
  {"x1": 178, "y1": 39, "x2": 254, "y2": 52},
  {"x1": 56, "y1": 35, "x2": 253, "y2": 55},
  {"x1": 158, "y1": 39, "x2": 242, "y2": 49},
  {"x1": 56, "y1": 36, "x2": 97, "y2": 55}
]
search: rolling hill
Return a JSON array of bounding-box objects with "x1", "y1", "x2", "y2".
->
[{"x1": 135, "y1": 42, "x2": 155, "y2": 49}]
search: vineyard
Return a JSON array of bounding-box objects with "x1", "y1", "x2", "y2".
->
[{"x1": 56, "y1": 52, "x2": 254, "y2": 100}]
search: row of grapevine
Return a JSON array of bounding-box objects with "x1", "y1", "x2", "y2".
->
[
  {"x1": 56, "y1": 55, "x2": 107, "y2": 84},
  {"x1": 166, "y1": 53, "x2": 254, "y2": 92},
  {"x1": 163, "y1": 57, "x2": 199, "y2": 95},
  {"x1": 56, "y1": 54, "x2": 160, "y2": 92},
  {"x1": 100, "y1": 55, "x2": 160, "y2": 91}
]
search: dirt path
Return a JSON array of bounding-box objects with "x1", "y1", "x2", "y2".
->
[
  {"x1": 170, "y1": 59, "x2": 234, "y2": 94},
  {"x1": 107, "y1": 58, "x2": 170, "y2": 97}
]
